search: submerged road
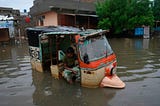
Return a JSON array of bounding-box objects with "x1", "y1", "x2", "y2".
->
[{"x1": 0, "y1": 37, "x2": 160, "y2": 106}]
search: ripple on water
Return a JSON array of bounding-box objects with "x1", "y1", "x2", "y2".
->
[
  {"x1": 5, "y1": 67, "x2": 18, "y2": 71},
  {"x1": 144, "y1": 64, "x2": 155, "y2": 68},
  {"x1": 146, "y1": 60, "x2": 154, "y2": 63},
  {"x1": 1, "y1": 59, "x2": 12, "y2": 62},
  {"x1": 0, "y1": 77, "x2": 9, "y2": 85},
  {"x1": 8, "y1": 73, "x2": 27, "y2": 78},
  {"x1": 0, "y1": 62, "x2": 11, "y2": 65},
  {"x1": 7, "y1": 84, "x2": 23, "y2": 88},
  {"x1": 119, "y1": 66, "x2": 158, "y2": 82},
  {"x1": 125, "y1": 76, "x2": 147, "y2": 82},
  {"x1": 117, "y1": 66, "x2": 127, "y2": 69},
  {"x1": 127, "y1": 67, "x2": 153, "y2": 73},
  {"x1": 0, "y1": 65, "x2": 8, "y2": 69},
  {"x1": 154, "y1": 64, "x2": 160, "y2": 66},
  {"x1": 0, "y1": 80, "x2": 8, "y2": 84},
  {"x1": 17, "y1": 57, "x2": 30, "y2": 63},
  {"x1": 19, "y1": 63, "x2": 31, "y2": 67},
  {"x1": 18, "y1": 60, "x2": 31, "y2": 63},
  {"x1": 20, "y1": 66, "x2": 31, "y2": 71}
]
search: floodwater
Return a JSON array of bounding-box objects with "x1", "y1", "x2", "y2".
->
[{"x1": 0, "y1": 37, "x2": 160, "y2": 106}]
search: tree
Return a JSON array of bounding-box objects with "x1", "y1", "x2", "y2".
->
[
  {"x1": 127, "y1": 0, "x2": 154, "y2": 29},
  {"x1": 153, "y1": 0, "x2": 160, "y2": 21},
  {"x1": 96, "y1": 0, "x2": 154, "y2": 35},
  {"x1": 96, "y1": 0, "x2": 128, "y2": 34},
  {"x1": 96, "y1": 0, "x2": 111, "y2": 30}
]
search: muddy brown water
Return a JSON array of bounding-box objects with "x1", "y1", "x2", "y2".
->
[{"x1": 0, "y1": 37, "x2": 160, "y2": 106}]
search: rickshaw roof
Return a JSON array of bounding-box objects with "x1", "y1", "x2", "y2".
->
[
  {"x1": 26, "y1": 26, "x2": 108, "y2": 37},
  {"x1": 26, "y1": 26, "x2": 81, "y2": 35},
  {"x1": 43, "y1": 31, "x2": 78, "y2": 36},
  {"x1": 42, "y1": 28, "x2": 107, "y2": 37},
  {"x1": 79, "y1": 29, "x2": 107, "y2": 37}
]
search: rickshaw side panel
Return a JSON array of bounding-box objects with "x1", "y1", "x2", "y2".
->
[
  {"x1": 26, "y1": 28, "x2": 45, "y2": 72},
  {"x1": 29, "y1": 45, "x2": 43, "y2": 72}
]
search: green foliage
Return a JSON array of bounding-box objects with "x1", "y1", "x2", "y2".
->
[
  {"x1": 96, "y1": 0, "x2": 154, "y2": 34},
  {"x1": 153, "y1": 0, "x2": 160, "y2": 21},
  {"x1": 98, "y1": 18, "x2": 111, "y2": 30},
  {"x1": 127, "y1": 0, "x2": 154, "y2": 28}
]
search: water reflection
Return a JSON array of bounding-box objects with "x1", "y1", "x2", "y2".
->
[
  {"x1": 121, "y1": 38, "x2": 150, "y2": 50},
  {"x1": 32, "y1": 70, "x2": 116, "y2": 106},
  {"x1": 143, "y1": 39, "x2": 149, "y2": 49}
]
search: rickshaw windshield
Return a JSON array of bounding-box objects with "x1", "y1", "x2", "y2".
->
[{"x1": 78, "y1": 35, "x2": 113, "y2": 62}]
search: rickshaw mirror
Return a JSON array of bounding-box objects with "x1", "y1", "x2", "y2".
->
[
  {"x1": 83, "y1": 53, "x2": 89, "y2": 64},
  {"x1": 58, "y1": 50, "x2": 65, "y2": 61}
]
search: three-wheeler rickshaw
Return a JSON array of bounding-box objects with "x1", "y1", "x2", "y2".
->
[{"x1": 26, "y1": 26, "x2": 125, "y2": 88}]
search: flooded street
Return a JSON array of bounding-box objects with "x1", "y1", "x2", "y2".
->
[{"x1": 0, "y1": 37, "x2": 160, "y2": 106}]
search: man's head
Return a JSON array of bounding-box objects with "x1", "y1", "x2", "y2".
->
[{"x1": 66, "y1": 47, "x2": 74, "y2": 57}]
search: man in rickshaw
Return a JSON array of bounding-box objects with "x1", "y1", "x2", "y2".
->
[{"x1": 62, "y1": 47, "x2": 80, "y2": 84}]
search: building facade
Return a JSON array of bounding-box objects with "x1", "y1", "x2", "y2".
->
[
  {"x1": 0, "y1": 7, "x2": 20, "y2": 18},
  {"x1": 30, "y1": 0, "x2": 102, "y2": 28}
]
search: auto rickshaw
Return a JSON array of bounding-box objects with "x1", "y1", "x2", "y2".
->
[{"x1": 26, "y1": 26, "x2": 125, "y2": 88}]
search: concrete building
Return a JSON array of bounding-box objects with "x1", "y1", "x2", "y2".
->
[
  {"x1": 0, "y1": 7, "x2": 33, "y2": 42},
  {"x1": 0, "y1": 7, "x2": 20, "y2": 18},
  {"x1": 30, "y1": 0, "x2": 102, "y2": 28},
  {"x1": 0, "y1": 7, "x2": 20, "y2": 42}
]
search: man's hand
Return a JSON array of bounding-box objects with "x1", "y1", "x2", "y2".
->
[{"x1": 64, "y1": 67, "x2": 77, "y2": 74}]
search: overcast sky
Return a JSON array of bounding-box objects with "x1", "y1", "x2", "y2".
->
[{"x1": 0, "y1": 0, "x2": 34, "y2": 12}]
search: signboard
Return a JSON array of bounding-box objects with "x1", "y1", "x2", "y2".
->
[{"x1": 135, "y1": 28, "x2": 144, "y2": 36}]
